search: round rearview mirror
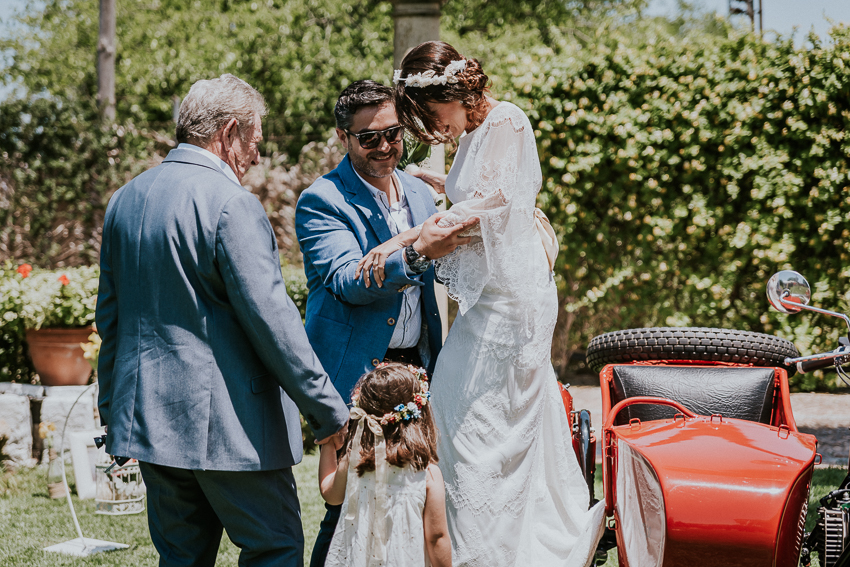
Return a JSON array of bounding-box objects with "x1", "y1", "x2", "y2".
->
[{"x1": 767, "y1": 270, "x2": 811, "y2": 314}]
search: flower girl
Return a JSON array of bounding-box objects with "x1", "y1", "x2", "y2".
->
[{"x1": 319, "y1": 363, "x2": 451, "y2": 567}]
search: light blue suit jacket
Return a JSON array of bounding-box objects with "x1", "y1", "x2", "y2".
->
[
  {"x1": 295, "y1": 155, "x2": 442, "y2": 403},
  {"x1": 96, "y1": 148, "x2": 349, "y2": 471}
]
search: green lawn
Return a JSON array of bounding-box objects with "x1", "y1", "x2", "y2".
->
[
  {"x1": 0, "y1": 457, "x2": 843, "y2": 566},
  {"x1": 0, "y1": 455, "x2": 325, "y2": 566}
]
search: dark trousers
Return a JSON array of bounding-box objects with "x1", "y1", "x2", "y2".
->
[
  {"x1": 309, "y1": 503, "x2": 341, "y2": 567},
  {"x1": 140, "y1": 461, "x2": 304, "y2": 567}
]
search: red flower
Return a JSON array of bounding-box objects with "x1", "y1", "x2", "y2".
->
[
  {"x1": 17, "y1": 264, "x2": 32, "y2": 278},
  {"x1": 58, "y1": 274, "x2": 70, "y2": 286}
]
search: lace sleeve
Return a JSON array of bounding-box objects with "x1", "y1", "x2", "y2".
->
[{"x1": 435, "y1": 106, "x2": 545, "y2": 317}]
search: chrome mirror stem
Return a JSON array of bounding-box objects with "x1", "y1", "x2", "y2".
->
[{"x1": 779, "y1": 295, "x2": 850, "y2": 336}]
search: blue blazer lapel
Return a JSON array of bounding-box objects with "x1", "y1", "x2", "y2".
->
[
  {"x1": 338, "y1": 156, "x2": 393, "y2": 243},
  {"x1": 399, "y1": 173, "x2": 433, "y2": 227}
]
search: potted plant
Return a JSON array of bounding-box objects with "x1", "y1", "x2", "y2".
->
[{"x1": 11, "y1": 264, "x2": 100, "y2": 386}]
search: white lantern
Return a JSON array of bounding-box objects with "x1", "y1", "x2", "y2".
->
[{"x1": 94, "y1": 452, "x2": 145, "y2": 515}]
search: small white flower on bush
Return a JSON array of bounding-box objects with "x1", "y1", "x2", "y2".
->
[{"x1": 6, "y1": 264, "x2": 100, "y2": 329}]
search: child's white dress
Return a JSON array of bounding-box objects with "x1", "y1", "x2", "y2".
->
[{"x1": 326, "y1": 464, "x2": 431, "y2": 567}]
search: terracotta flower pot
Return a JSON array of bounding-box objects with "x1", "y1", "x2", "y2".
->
[{"x1": 25, "y1": 327, "x2": 94, "y2": 387}]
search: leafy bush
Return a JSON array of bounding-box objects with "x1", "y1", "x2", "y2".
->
[
  {"x1": 0, "y1": 262, "x2": 33, "y2": 382},
  {"x1": 281, "y1": 260, "x2": 310, "y2": 323},
  {"x1": 244, "y1": 139, "x2": 345, "y2": 263},
  {"x1": 0, "y1": 96, "x2": 146, "y2": 268},
  {"x1": 507, "y1": 26, "x2": 850, "y2": 390},
  {"x1": 14, "y1": 265, "x2": 100, "y2": 330}
]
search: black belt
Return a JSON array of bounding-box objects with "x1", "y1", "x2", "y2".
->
[{"x1": 383, "y1": 347, "x2": 422, "y2": 368}]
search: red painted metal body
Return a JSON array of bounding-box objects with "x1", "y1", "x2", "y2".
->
[{"x1": 597, "y1": 362, "x2": 818, "y2": 567}]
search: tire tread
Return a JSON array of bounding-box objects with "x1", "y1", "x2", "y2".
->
[{"x1": 585, "y1": 327, "x2": 799, "y2": 375}]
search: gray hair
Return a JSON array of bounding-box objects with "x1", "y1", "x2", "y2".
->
[{"x1": 176, "y1": 74, "x2": 267, "y2": 146}]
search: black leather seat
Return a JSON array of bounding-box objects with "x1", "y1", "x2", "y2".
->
[{"x1": 610, "y1": 365, "x2": 776, "y2": 426}]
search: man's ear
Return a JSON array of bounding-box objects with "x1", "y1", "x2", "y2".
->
[
  {"x1": 222, "y1": 118, "x2": 239, "y2": 151},
  {"x1": 335, "y1": 128, "x2": 348, "y2": 151}
]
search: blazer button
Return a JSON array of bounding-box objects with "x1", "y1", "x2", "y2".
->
[
  {"x1": 387, "y1": 318, "x2": 396, "y2": 326},
  {"x1": 372, "y1": 358, "x2": 381, "y2": 367}
]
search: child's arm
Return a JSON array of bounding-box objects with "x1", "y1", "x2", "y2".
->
[
  {"x1": 318, "y1": 432, "x2": 349, "y2": 505},
  {"x1": 423, "y1": 463, "x2": 452, "y2": 567}
]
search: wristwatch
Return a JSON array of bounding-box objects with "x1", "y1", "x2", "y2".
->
[{"x1": 404, "y1": 244, "x2": 430, "y2": 274}]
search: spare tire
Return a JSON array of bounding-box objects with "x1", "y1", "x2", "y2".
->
[{"x1": 585, "y1": 327, "x2": 799, "y2": 375}]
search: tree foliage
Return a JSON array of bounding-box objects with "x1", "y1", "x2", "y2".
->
[
  {"x1": 1, "y1": 0, "x2": 397, "y2": 158},
  {"x1": 0, "y1": 96, "x2": 140, "y2": 267},
  {"x1": 507, "y1": 25, "x2": 850, "y2": 389}
]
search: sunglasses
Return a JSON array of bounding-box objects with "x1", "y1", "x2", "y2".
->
[{"x1": 345, "y1": 126, "x2": 404, "y2": 150}]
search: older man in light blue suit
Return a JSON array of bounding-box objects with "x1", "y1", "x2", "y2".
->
[
  {"x1": 296, "y1": 80, "x2": 476, "y2": 567},
  {"x1": 96, "y1": 74, "x2": 348, "y2": 567}
]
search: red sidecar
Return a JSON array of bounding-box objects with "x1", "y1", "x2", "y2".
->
[{"x1": 573, "y1": 327, "x2": 819, "y2": 567}]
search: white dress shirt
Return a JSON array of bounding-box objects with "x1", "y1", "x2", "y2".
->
[
  {"x1": 177, "y1": 143, "x2": 240, "y2": 185},
  {"x1": 355, "y1": 170, "x2": 423, "y2": 349}
]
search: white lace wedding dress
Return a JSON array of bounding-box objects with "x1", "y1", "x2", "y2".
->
[{"x1": 431, "y1": 101, "x2": 606, "y2": 567}]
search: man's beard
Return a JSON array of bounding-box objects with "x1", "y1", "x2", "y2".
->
[{"x1": 349, "y1": 148, "x2": 400, "y2": 179}]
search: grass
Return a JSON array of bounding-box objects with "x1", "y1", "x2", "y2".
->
[
  {"x1": 0, "y1": 458, "x2": 845, "y2": 566},
  {"x1": 0, "y1": 455, "x2": 324, "y2": 566}
]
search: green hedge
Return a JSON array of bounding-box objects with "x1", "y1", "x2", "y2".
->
[
  {"x1": 0, "y1": 96, "x2": 147, "y2": 268},
  {"x1": 506, "y1": 27, "x2": 850, "y2": 390}
]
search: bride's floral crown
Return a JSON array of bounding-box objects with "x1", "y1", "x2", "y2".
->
[
  {"x1": 393, "y1": 59, "x2": 467, "y2": 89},
  {"x1": 351, "y1": 363, "x2": 431, "y2": 426}
]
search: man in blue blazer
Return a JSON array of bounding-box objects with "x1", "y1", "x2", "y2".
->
[
  {"x1": 295, "y1": 80, "x2": 476, "y2": 567},
  {"x1": 96, "y1": 74, "x2": 349, "y2": 567}
]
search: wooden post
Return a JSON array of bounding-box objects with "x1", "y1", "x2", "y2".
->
[
  {"x1": 97, "y1": 0, "x2": 116, "y2": 121},
  {"x1": 392, "y1": 2, "x2": 441, "y2": 69},
  {"x1": 391, "y1": 0, "x2": 450, "y2": 342},
  {"x1": 729, "y1": 0, "x2": 756, "y2": 32}
]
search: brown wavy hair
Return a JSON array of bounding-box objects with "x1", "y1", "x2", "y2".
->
[
  {"x1": 346, "y1": 363, "x2": 439, "y2": 476},
  {"x1": 394, "y1": 41, "x2": 491, "y2": 145}
]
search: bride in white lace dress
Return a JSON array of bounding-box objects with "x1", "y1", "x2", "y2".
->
[{"x1": 359, "y1": 41, "x2": 605, "y2": 567}]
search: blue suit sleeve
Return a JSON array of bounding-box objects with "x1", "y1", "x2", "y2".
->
[
  {"x1": 295, "y1": 187, "x2": 423, "y2": 305},
  {"x1": 215, "y1": 191, "x2": 349, "y2": 440},
  {"x1": 95, "y1": 199, "x2": 118, "y2": 426}
]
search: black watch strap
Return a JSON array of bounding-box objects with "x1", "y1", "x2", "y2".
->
[{"x1": 404, "y1": 244, "x2": 430, "y2": 274}]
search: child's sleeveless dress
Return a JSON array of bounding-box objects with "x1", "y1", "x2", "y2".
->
[{"x1": 326, "y1": 464, "x2": 431, "y2": 567}]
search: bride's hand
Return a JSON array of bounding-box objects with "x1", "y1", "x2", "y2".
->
[
  {"x1": 405, "y1": 165, "x2": 447, "y2": 194},
  {"x1": 355, "y1": 226, "x2": 421, "y2": 288}
]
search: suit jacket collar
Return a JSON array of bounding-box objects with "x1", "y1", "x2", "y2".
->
[
  {"x1": 337, "y1": 155, "x2": 432, "y2": 241},
  {"x1": 161, "y1": 148, "x2": 240, "y2": 185},
  {"x1": 399, "y1": 171, "x2": 432, "y2": 227},
  {"x1": 337, "y1": 155, "x2": 393, "y2": 242}
]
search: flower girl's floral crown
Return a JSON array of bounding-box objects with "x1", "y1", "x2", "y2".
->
[
  {"x1": 393, "y1": 59, "x2": 467, "y2": 89},
  {"x1": 351, "y1": 364, "x2": 431, "y2": 425}
]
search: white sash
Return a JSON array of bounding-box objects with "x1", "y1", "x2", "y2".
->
[{"x1": 534, "y1": 207, "x2": 558, "y2": 271}]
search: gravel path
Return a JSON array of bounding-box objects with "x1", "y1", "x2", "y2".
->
[{"x1": 568, "y1": 386, "x2": 850, "y2": 465}]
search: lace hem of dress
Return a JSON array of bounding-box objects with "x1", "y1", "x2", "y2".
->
[
  {"x1": 439, "y1": 374, "x2": 575, "y2": 518},
  {"x1": 454, "y1": 523, "x2": 519, "y2": 567}
]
